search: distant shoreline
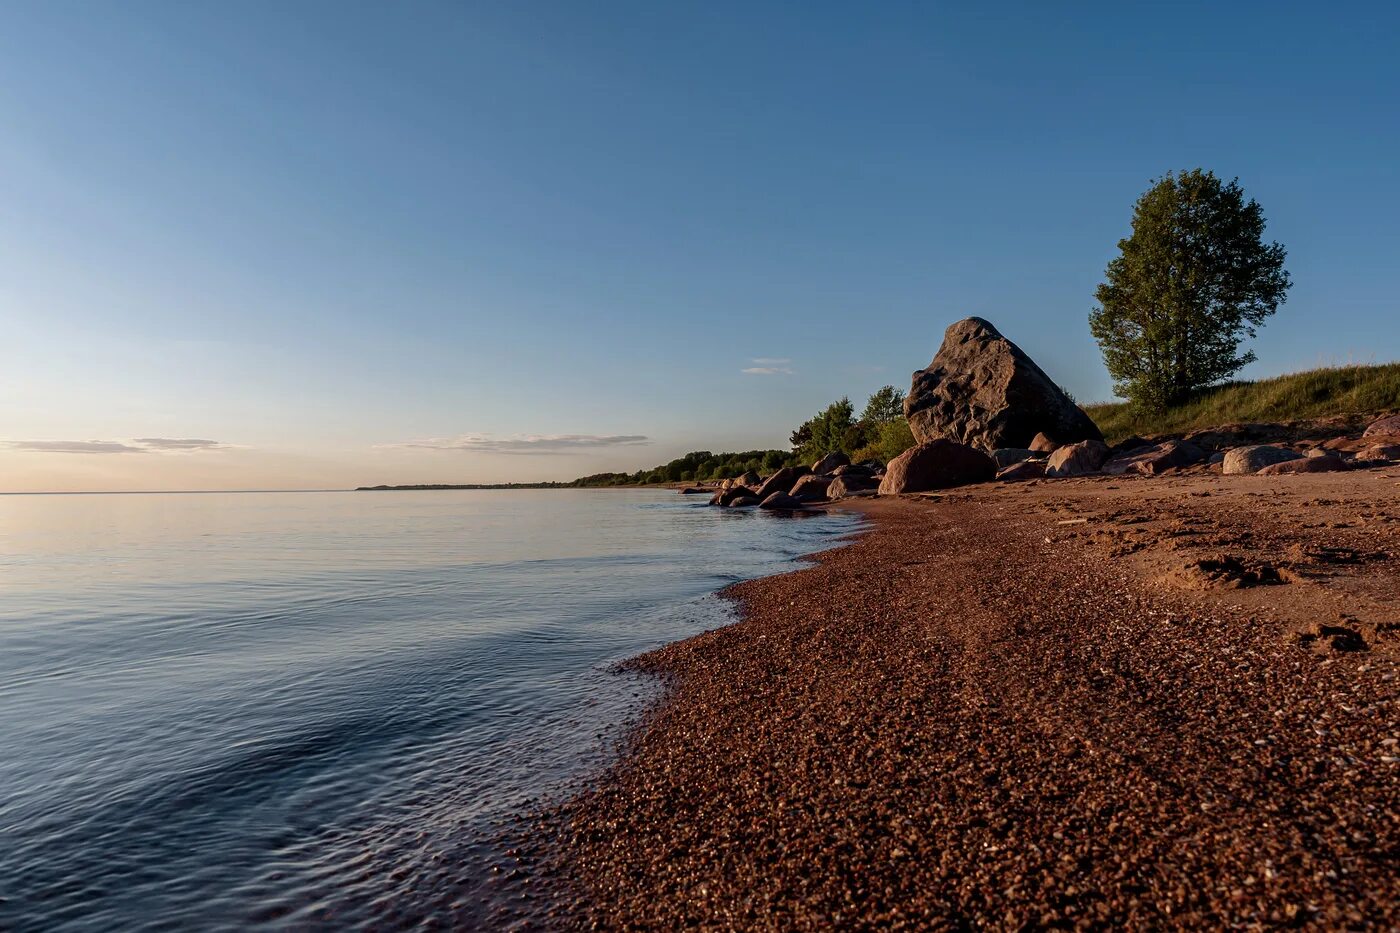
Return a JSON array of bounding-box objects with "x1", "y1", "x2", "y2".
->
[{"x1": 355, "y1": 483, "x2": 685, "y2": 491}]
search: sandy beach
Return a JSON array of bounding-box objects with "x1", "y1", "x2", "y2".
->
[{"x1": 529, "y1": 468, "x2": 1399, "y2": 929}]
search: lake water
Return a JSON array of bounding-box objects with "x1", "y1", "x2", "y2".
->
[{"x1": 0, "y1": 489, "x2": 857, "y2": 931}]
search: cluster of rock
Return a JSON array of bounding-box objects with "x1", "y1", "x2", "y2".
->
[
  {"x1": 691, "y1": 318, "x2": 1400, "y2": 505},
  {"x1": 707, "y1": 453, "x2": 886, "y2": 510}
]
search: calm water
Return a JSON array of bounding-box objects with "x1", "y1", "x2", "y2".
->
[{"x1": 0, "y1": 489, "x2": 857, "y2": 931}]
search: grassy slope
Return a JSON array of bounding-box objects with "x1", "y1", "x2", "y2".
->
[{"x1": 1083, "y1": 363, "x2": 1400, "y2": 442}]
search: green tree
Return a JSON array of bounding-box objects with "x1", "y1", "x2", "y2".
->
[
  {"x1": 1090, "y1": 169, "x2": 1291, "y2": 410},
  {"x1": 792, "y1": 397, "x2": 856, "y2": 461},
  {"x1": 859, "y1": 385, "x2": 905, "y2": 426}
]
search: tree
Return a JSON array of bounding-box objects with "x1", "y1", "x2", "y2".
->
[
  {"x1": 1090, "y1": 169, "x2": 1291, "y2": 410},
  {"x1": 792, "y1": 397, "x2": 857, "y2": 461},
  {"x1": 859, "y1": 386, "x2": 905, "y2": 426}
]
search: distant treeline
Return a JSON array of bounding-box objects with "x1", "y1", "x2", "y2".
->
[{"x1": 571, "y1": 449, "x2": 797, "y2": 487}]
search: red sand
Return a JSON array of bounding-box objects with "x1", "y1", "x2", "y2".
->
[{"x1": 527, "y1": 470, "x2": 1399, "y2": 929}]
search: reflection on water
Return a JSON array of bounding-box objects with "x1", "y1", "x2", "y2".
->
[{"x1": 0, "y1": 489, "x2": 857, "y2": 930}]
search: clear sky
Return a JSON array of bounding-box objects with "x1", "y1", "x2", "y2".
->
[{"x1": 3, "y1": 1, "x2": 1397, "y2": 491}]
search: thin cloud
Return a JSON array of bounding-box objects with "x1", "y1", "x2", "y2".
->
[
  {"x1": 7, "y1": 437, "x2": 231, "y2": 454},
  {"x1": 385, "y1": 433, "x2": 651, "y2": 455},
  {"x1": 742, "y1": 357, "x2": 794, "y2": 376},
  {"x1": 133, "y1": 438, "x2": 226, "y2": 451},
  {"x1": 9, "y1": 440, "x2": 146, "y2": 454}
]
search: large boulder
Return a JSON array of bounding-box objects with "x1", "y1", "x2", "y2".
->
[
  {"x1": 758, "y1": 492, "x2": 805, "y2": 510},
  {"x1": 1102, "y1": 439, "x2": 1205, "y2": 476},
  {"x1": 714, "y1": 485, "x2": 757, "y2": 507},
  {"x1": 736, "y1": 470, "x2": 761, "y2": 486},
  {"x1": 729, "y1": 495, "x2": 760, "y2": 508},
  {"x1": 877, "y1": 440, "x2": 996, "y2": 494},
  {"x1": 905, "y1": 318, "x2": 1103, "y2": 452},
  {"x1": 754, "y1": 466, "x2": 810, "y2": 500},
  {"x1": 828, "y1": 474, "x2": 876, "y2": 499},
  {"x1": 1222, "y1": 445, "x2": 1301, "y2": 475},
  {"x1": 811, "y1": 452, "x2": 850, "y2": 475},
  {"x1": 1355, "y1": 443, "x2": 1400, "y2": 462},
  {"x1": 789, "y1": 474, "x2": 833, "y2": 501},
  {"x1": 1258, "y1": 455, "x2": 1349, "y2": 475},
  {"x1": 1362, "y1": 414, "x2": 1400, "y2": 438},
  {"x1": 1045, "y1": 440, "x2": 1111, "y2": 477},
  {"x1": 1029, "y1": 432, "x2": 1061, "y2": 453}
]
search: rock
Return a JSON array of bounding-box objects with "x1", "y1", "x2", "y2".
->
[
  {"x1": 1222, "y1": 445, "x2": 1302, "y2": 475},
  {"x1": 1111, "y1": 435, "x2": 1151, "y2": 454},
  {"x1": 1304, "y1": 447, "x2": 1331, "y2": 458},
  {"x1": 754, "y1": 466, "x2": 810, "y2": 500},
  {"x1": 758, "y1": 492, "x2": 805, "y2": 510},
  {"x1": 833, "y1": 463, "x2": 875, "y2": 478},
  {"x1": 728, "y1": 496, "x2": 760, "y2": 508},
  {"x1": 992, "y1": 448, "x2": 1035, "y2": 468},
  {"x1": 1208, "y1": 451, "x2": 1225, "y2": 464},
  {"x1": 1185, "y1": 423, "x2": 1290, "y2": 451},
  {"x1": 1029, "y1": 432, "x2": 1061, "y2": 453},
  {"x1": 997, "y1": 460, "x2": 1046, "y2": 482},
  {"x1": 877, "y1": 440, "x2": 996, "y2": 494},
  {"x1": 679, "y1": 487, "x2": 709, "y2": 494},
  {"x1": 1045, "y1": 440, "x2": 1111, "y2": 477},
  {"x1": 1101, "y1": 439, "x2": 1205, "y2": 476},
  {"x1": 1355, "y1": 443, "x2": 1400, "y2": 462},
  {"x1": 1257, "y1": 455, "x2": 1350, "y2": 475},
  {"x1": 736, "y1": 470, "x2": 761, "y2": 486},
  {"x1": 714, "y1": 485, "x2": 757, "y2": 507},
  {"x1": 905, "y1": 318, "x2": 1103, "y2": 452},
  {"x1": 827, "y1": 475, "x2": 876, "y2": 499},
  {"x1": 811, "y1": 452, "x2": 850, "y2": 475},
  {"x1": 1362, "y1": 414, "x2": 1400, "y2": 438},
  {"x1": 789, "y1": 474, "x2": 833, "y2": 501}
]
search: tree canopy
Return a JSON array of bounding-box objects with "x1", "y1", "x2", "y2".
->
[{"x1": 1090, "y1": 169, "x2": 1291, "y2": 410}]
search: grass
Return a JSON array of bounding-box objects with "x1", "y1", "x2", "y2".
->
[{"x1": 1083, "y1": 363, "x2": 1400, "y2": 443}]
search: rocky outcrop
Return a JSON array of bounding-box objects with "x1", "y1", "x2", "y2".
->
[
  {"x1": 1222, "y1": 445, "x2": 1301, "y2": 475},
  {"x1": 1362, "y1": 414, "x2": 1400, "y2": 438},
  {"x1": 1258, "y1": 455, "x2": 1349, "y2": 475},
  {"x1": 1029, "y1": 432, "x2": 1061, "y2": 453},
  {"x1": 1102, "y1": 440, "x2": 1205, "y2": 476},
  {"x1": 811, "y1": 452, "x2": 850, "y2": 475},
  {"x1": 754, "y1": 466, "x2": 810, "y2": 500},
  {"x1": 1045, "y1": 440, "x2": 1111, "y2": 477},
  {"x1": 789, "y1": 474, "x2": 833, "y2": 501},
  {"x1": 877, "y1": 440, "x2": 995, "y2": 494},
  {"x1": 905, "y1": 318, "x2": 1102, "y2": 452},
  {"x1": 736, "y1": 471, "x2": 761, "y2": 487}
]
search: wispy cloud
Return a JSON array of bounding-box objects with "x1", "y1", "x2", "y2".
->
[
  {"x1": 7, "y1": 437, "x2": 230, "y2": 454},
  {"x1": 384, "y1": 433, "x2": 651, "y2": 455},
  {"x1": 132, "y1": 438, "x2": 226, "y2": 451},
  {"x1": 742, "y1": 357, "x2": 794, "y2": 376},
  {"x1": 8, "y1": 440, "x2": 146, "y2": 454}
]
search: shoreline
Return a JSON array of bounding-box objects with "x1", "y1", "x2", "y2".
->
[{"x1": 527, "y1": 471, "x2": 1399, "y2": 928}]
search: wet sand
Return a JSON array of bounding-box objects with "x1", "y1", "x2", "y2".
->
[{"x1": 532, "y1": 469, "x2": 1399, "y2": 929}]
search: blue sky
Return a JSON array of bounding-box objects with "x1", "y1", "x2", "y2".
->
[{"x1": 2, "y1": 1, "x2": 1397, "y2": 490}]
